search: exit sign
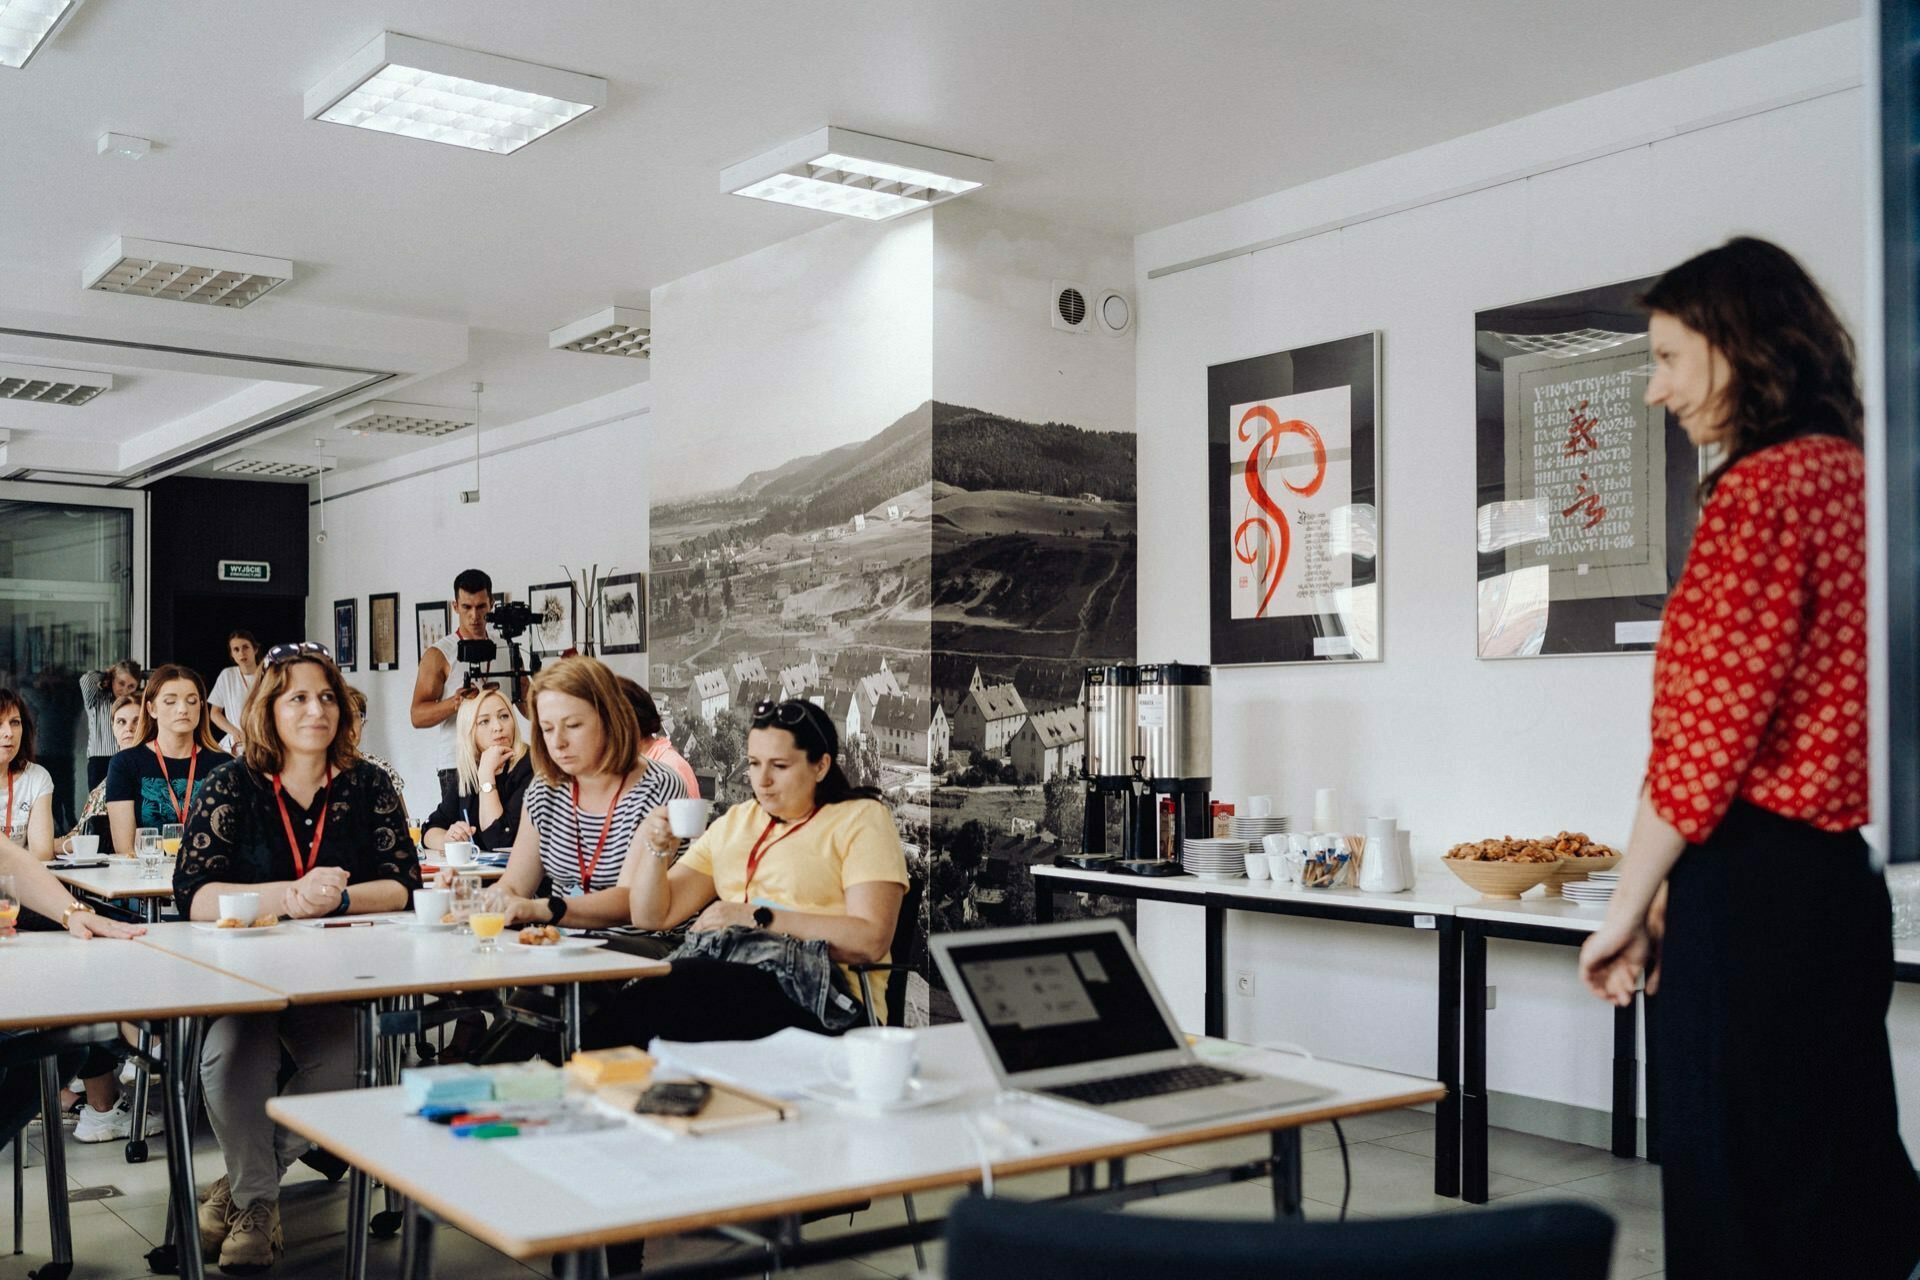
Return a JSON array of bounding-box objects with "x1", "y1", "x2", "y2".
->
[{"x1": 218, "y1": 560, "x2": 271, "y2": 584}]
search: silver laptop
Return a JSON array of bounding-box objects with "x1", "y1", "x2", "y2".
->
[{"x1": 933, "y1": 919, "x2": 1324, "y2": 1129}]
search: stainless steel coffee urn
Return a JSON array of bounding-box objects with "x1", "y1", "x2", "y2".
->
[{"x1": 1073, "y1": 662, "x2": 1213, "y2": 873}]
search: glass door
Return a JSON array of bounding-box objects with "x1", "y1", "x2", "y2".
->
[{"x1": 0, "y1": 482, "x2": 145, "y2": 830}]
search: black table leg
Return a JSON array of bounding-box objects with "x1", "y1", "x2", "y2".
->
[
  {"x1": 1271, "y1": 1129, "x2": 1303, "y2": 1219},
  {"x1": 1643, "y1": 990, "x2": 1661, "y2": 1164},
  {"x1": 1203, "y1": 904, "x2": 1226, "y2": 1040},
  {"x1": 35, "y1": 1058, "x2": 73, "y2": 1280},
  {"x1": 1434, "y1": 918, "x2": 1461, "y2": 1197},
  {"x1": 1611, "y1": 998, "x2": 1638, "y2": 1158},
  {"x1": 345, "y1": 1005, "x2": 376, "y2": 1280},
  {"x1": 159, "y1": 1016, "x2": 207, "y2": 1280},
  {"x1": 1462, "y1": 922, "x2": 1489, "y2": 1204},
  {"x1": 1034, "y1": 884, "x2": 1054, "y2": 925},
  {"x1": 398, "y1": 1200, "x2": 436, "y2": 1280}
]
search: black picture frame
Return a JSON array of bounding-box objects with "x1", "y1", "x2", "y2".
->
[
  {"x1": 527, "y1": 581, "x2": 576, "y2": 656},
  {"x1": 367, "y1": 592, "x2": 400, "y2": 671},
  {"x1": 415, "y1": 601, "x2": 449, "y2": 662},
  {"x1": 1207, "y1": 331, "x2": 1382, "y2": 666},
  {"x1": 597, "y1": 571, "x2": 647, "y2": 655},
  {"x1": 333, "y1": 599, "x2": 357, "y2": 671}
]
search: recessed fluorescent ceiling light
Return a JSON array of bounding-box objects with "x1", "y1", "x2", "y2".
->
[
  {"x1": 336, "y1": 400, "x2": 477, "y2": 438},
  {"x1": 305, "y1": 31, "x2": 605, "y2": 154},
  {"x1": 722, "y1": 127, "x2": 991, "y2": 221},
  {"x1": 549, "y1": 306, "x2": 650, "y2": 358},
  {"x1": 215, "y1": 456, "x2": 333, "y2": 479},
  {"x1": 83, "y1": 237, "x2": 291, "y2": 308},
  {"x1": 0, "y1": 360, "x2": 111, "y2": 405},
  {"x1": 0, "y1": 0, "x2": 82, "y2": 71}
]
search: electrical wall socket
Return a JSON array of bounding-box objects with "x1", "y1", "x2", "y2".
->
[{"x1": 1234, "y1": 970, "x2": 1255, "y2": 997}]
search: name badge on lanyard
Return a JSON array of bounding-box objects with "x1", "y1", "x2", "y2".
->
[{"x1": 555, "y1": 880, "x2": 585, "y2": 898}]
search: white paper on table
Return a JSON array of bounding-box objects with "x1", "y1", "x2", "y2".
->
[
  {"x1": 495, "y1": 1128, "x2": 798, "y2": 1209},
  {"x1": 647, "y1": 1027, "x2": 838, "y2": 1099}
]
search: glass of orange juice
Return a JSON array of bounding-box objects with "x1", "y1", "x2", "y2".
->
[
  {"x1": 0, "y1": 874, "x2": 17, "y2": 941},
  {"x1": 161, "y1": 824, "x2": 183, "y2": 857},
  {"x1": 469, "y1": 887, "x2": 508, "y2": 954}
]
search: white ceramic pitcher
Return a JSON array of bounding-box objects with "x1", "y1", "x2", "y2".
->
[{"x1": 1358, "y1": 816, "x2": 1412, "y2": 893}]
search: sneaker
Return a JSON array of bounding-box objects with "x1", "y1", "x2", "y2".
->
[
  {"x1": 72, "y1": 1097, "x2": 163, "y2": 1144},
  {"x1": 219, "y1": 1198, "x2": 282, "y2": 1274},
  {"x1": 198, "y1": 1176, "x2": 234, "y2": 1260},
  {"x1": 118, "y1": 1058, "x2": 142, "y2": 1087}
]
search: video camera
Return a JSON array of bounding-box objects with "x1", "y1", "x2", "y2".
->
[{"x1": 456, "y1": 601, "x2": 541, "y2": 692}]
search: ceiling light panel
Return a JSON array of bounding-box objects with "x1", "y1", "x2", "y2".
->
[
  {"x1": 305, "y1": 32, "x2": 605, "y2": 155},
  {"x1": 83, "y1": 237, "x2": 291, "y2": 308},
  {"x1": 0, "y1": 360, "x2": 111, "y2": 405},
  {"x1": 549, "y1": 306, "x2": 650, "y2": 358},
  {"x1": 214, "y1": 457, "x2": 332, "y2": 479},
  {"x1": 335, "y1": 400, "x2": 477, "y2": 438},
  {"x1": 0, "y1": 0, "x2": 81, "y2": 71},
  {"x1": 723, "y1": 127, "x2": 991, "y2": 222}
]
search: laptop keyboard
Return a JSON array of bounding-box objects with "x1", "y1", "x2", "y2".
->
[{"x1": 1043, "y1": 1063, "x2": 1251, "y2": 1106}]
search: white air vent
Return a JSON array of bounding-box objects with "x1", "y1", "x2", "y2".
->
[
  {"x1": 83, "y1": 237, "x2": 292, "y2": 309},
  {"x1": 1095, "y1": 289, "x2": 1133, "y2": 336},
  {"x1": 1051, "y1": 280, "x2": 1090, "y2": 333},
  {"x1": 214, "y1": 456, "x2": 335, "y2": 479},
  {"x1": 335, "y1": 400, "x2": 477, "y2": 438},
  {"x1": 0, "y1": 361, "x2": 112, "y2": 405},
  {"x1": 550, "y1": 305, "x2": 650, "y2": 358}
]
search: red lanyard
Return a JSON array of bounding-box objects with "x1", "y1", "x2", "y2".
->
[
  {"x1": 150, "y1": 742, "x2": 199, "y2": 824},
  {"x1": 569, "y1": 771, "x2": 632, "y2": 889},
  {"x1": 742, "y1": 807, "x2": 819, "y2": 899},
  {"x1": 271, "y1": 769, "x2": 334, "y2": 878}
]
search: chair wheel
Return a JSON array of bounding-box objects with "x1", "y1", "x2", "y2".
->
[
  {"x1": 125, "y1": 1139, "x2": 149, "y2": 1163},
  {"x1": 144, "y1": 1243, "x2": 178, "y2": 1274},
  {"x1": 369, "y1": 1209, "x2": 404, "y2": 1238},
  {"x1": 30, "y1": 1263, "x2": 75, "y2": 1280}
]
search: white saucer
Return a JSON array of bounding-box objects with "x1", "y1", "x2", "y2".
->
[
  {"x1": 408, "y1": 920, "x2": 460, "y2": 933},
  {"x1": 190, "y1": 921, "x2": 283, "y2": 936},
  {"x1": 1191, "y1": 872, "x2": 1245, "y2": 881},
  {"x1": 512, "y1": 936, "x2": 606, "y2": 954},
  {"x1": 801, "y1": 1078, "x2": 968, "y2": 1113}
]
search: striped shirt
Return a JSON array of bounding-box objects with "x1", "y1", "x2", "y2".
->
[{"x1": 524, "y1": 759, "x2": 684, "y2": 894}]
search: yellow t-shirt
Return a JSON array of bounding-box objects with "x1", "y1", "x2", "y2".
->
[{"x1": 680, "y1": 798, "x2": 910, "y2": 1016}]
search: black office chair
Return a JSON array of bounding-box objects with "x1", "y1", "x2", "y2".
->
[
  {"x1": 843, "y1": 875, "x2": 929, "y2": 1269},
  {"x1": 945, "y1": 1196, "x2": 1616, "y2": 1280}
]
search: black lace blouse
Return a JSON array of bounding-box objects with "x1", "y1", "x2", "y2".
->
[{"x1": 173, "y1": 758, "x2": 421, "y2": 912}]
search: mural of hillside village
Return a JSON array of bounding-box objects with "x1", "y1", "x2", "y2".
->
[{"x1": 649, "y1": 400, "x2": 1136, "y2": 1022}]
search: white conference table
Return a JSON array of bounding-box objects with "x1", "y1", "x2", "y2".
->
[
  {"x1": 269, "y1": 1024, "x2": 1446, "y2": 1279},
  {"x1": 2, "y1": 931, "x2": 286, "y2": 1280},
  {"x1": 135, "y1": 915, "x2": 672, "y2": 1280},
  {"x1": 47, "y1": 856, "x2": 177, "y2": 922}
]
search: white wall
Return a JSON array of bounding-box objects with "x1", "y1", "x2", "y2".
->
[
  {"x1": 1131, "y1": 21, "x2": 1911, "y2": 1140},
  {"x1": 308, "y1": 393, "x2": 653, "y2": 820}
]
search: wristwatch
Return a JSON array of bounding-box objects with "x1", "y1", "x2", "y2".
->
[
  {"x1": 752, "y1": 905, "x2": 775, "y2": 929},
  {"x1": 59, "y1": 902, "x2": 94, "y2": 930},
  {"x1": 546, "y1": 894, "x2": 569, "y2": 925},
  {"x1": 478, "y1": 781, "x2": 496, "y2": 794},
  {"x1": 329, "y1": 888, "x2": 352, "y2": 917}
]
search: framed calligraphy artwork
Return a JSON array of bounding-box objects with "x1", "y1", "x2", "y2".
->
[
  {"x1": 1207, "y1": 332, "x2": 1381, "y2": 666},
  {"x1": 1474, "y1": 278, "x2": 1701, "y2": 658}
]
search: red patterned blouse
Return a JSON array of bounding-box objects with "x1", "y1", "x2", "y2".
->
[{"x1": 1645, "y1": 433, "x2": 1868, "y2": 844}]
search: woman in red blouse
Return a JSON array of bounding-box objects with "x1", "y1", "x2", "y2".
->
[{"x1": 1579, "y1": 238, "x2": 1920, "y2": 1279}]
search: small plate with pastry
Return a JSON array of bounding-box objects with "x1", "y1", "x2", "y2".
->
[{"x1": 192, "y1": 915, "x2": 285, "y2": 935}]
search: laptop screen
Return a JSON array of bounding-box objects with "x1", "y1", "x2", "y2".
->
[{"x1": 944, "y1": 927, "x2": 1182, "y2": 1075}]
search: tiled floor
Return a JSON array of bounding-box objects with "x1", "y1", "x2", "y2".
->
[{"x1": 3, "y1": 1108, "x2": 1664, "y2": 1279}]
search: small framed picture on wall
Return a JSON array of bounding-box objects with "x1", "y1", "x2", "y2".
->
[
  {"x1": 368, "y1": 592, "x2": 400, "y2": 671},
  {"x1": 527, "y1": 581, "x2": 575, "y2": 655},
  {"x1": 333, "y1": 598, "x2": 357, "y2": 671},
  {"x1": 416, "y1": 601, "x2": 449, "y2": 662},
  {"x1": 597, "y1": 571, "x2": 647, "y2": 655}
]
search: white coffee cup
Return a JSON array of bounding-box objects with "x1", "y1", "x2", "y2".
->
[
  {"x1": 668, "y1": 798, "x2": 709, "y2": 840},
  {"x1": 69, "y1": 834, "x2": 99, "y2": 857},
  {"x1": 1246, "y1": 795, "x2": 1273, "y2": 818},
  {"x1": 830, "y1": 1026, "x2": 917, "y2": 1104},
  {"x1": 1313, "y1": 788, "x2": 1339, "y2": 830},
  {"x1": 413, "y1": 888, "x2": 451, "y2": 921},
  {"x1": 443, "y1": 841, "x2": 478, "y2": 867},
  {"x1": 218, "y1": 892, "x2": 261, "y2": 922},
  {"x1": 1243, "y1": 851, "x2": 1270, "y2": 880}
]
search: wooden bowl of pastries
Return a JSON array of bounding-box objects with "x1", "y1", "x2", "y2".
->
[
  {"x1": 1442, "y1": 836, "x2": 1563, "y2": 900},
  {"x1": 1541, "y1": 832, "x2": 1621, "y2": 894}
]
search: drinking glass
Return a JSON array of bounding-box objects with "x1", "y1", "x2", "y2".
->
[
  {"x1": 406, "y1": 823, "x2": 422, "y2": 850},
  {"x1": 133, "y1": 826, "x2": 159, "y2": 860},
  {"x1": 136, "y1": 830, "x2": 165, "y2": 880},
  {"x1": 469, "y1": 888, "x2": 508, "y2": 954},
  {"x1": 450, "y1": 873, "x2": 482, "y2": 933},
  {"x1": 0, "y1": 874, "x2": 17, "y2": 941},
  {"x1": 161, "y1": 823, "x2": 183, "y2": 858}
]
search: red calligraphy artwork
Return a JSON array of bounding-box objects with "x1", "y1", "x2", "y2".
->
[
  {"x1": 1561, "y1": 472, "x2": 1607, "y2": 530},
  {"x1": 1563, "y1": 398, "x2": 1599, "y2": 459},
  {"x1": 1233, "y1": 405, "x2": 1327, "y2": 618}
]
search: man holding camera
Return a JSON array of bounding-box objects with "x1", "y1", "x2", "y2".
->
[{"x1": 411, "y1": 568, "x2": 505, "y2": 813}]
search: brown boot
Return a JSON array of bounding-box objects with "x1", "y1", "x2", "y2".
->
[
  {"x1": 218, "y1": 1198, "x2": 283, "y2": 1274},
  {"x1": 196, "y1": 1175, "x2": 233, "y2": 1260}
]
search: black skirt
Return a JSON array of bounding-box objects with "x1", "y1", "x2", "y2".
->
[{"x1": 1654, "y1": 800, "x2": 1920, "y2": 1279}]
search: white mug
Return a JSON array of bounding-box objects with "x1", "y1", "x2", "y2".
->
[
  {"x1": 829, "y1": 1026, "x2": 916, "y2": 1104},
  {"x1": 443, "y1": 841, "x2": 478, "y2": 867},
  {"x1": 1312, "y1": 788, "x2": 1339, "y2": 830},
  {"x1": 69, "y1": 834, "x2": 99, "y2": 857},
  {"x1": 413, "y1": 888, "x2": 452, "y2": 921},
  {"x1": 218, "y1": 892, "x2": 261, "y2": 922},
  {"x1": 1243, "y1": 851, "x2": 1270, "y2": 880},
  {"x1": 668, "y1": 798, "x2": 710, "y2": 840},
  {"x1": 1245, "y1": 795, "x2": 1273, "y2": 819}
]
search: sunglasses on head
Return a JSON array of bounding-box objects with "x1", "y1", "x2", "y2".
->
[
  {"x1": 751, "y1": 699, "x2": 814, "y2": 728},
  {"x1": 263, "y1": 641, "x2": 332, "y2": 668}
]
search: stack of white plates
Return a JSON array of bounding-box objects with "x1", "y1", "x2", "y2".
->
[
  {"x1": 1227, "y1": 814, "x2": 1293, "y2": 841},
  {"x1": 1562, "y1": 871, "x2": 1617, "y2": 909},
  {"x1": 1182, "y1": 838, "x2": 1254, "y2": 880}
]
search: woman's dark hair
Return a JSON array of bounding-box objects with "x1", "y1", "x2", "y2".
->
[
  {"x1": 0, "y1": 688, "x2": 36, "y2": 774},
  {"x1": 615, "y1": 677, "x2": 665, "y2": 738},
  {"x1": 226, "y1": 629, "x2": 259, "y2": 650},
  {"x1": 750, "y1": 699, "x2": 883, "y2": 806},
  {"x1": 1641, "y1": 236, "x2": 1862, "y2": 496}
]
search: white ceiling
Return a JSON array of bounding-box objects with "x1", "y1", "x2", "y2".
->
[{"x1": 0, "y1": 0, "x2": 1859, "y2": 485}]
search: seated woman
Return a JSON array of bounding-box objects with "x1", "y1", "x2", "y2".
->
[
  {"x1": 105, "y1": 664, "x2": 222, "y2": 856},
  {"x1": 56, "y1": 695, "x2": 141, "y2": 857},
  {"x1": 603, "y1": 698, "x2": 907, "y2": 1046},
  {"x1": 480, "y1": 657, "x2": 683, "y2": 931},
  {"x1": 616, "y1": 677, "x2": 700, "y2": 799},
  {"x1": 173, "y1": 642, "x2": 419, "y2": 1273},
  {"x1": 420, "y1": 686, "x2": 534, "y2": 852},
  {"x1": 0, "y1": 689, "x2": 56, "y2": 861}
]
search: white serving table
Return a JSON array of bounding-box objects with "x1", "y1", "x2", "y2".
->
[
  {"x1": 269, "y1": 1024, "x2": 1445, "y2": 1279},
  {"x1": 136, "y1": 917, "x2": 671, "y2": 1280},
  {"x1": 48, "y1": 856, "x2": 176, "y2": 922},
  {"x1": 1, "y1": 932, "x2": 285, "y2": 1280},
  {"x1": 1032, "y1": 863, "x2": 1476, "y2": 1197}
]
